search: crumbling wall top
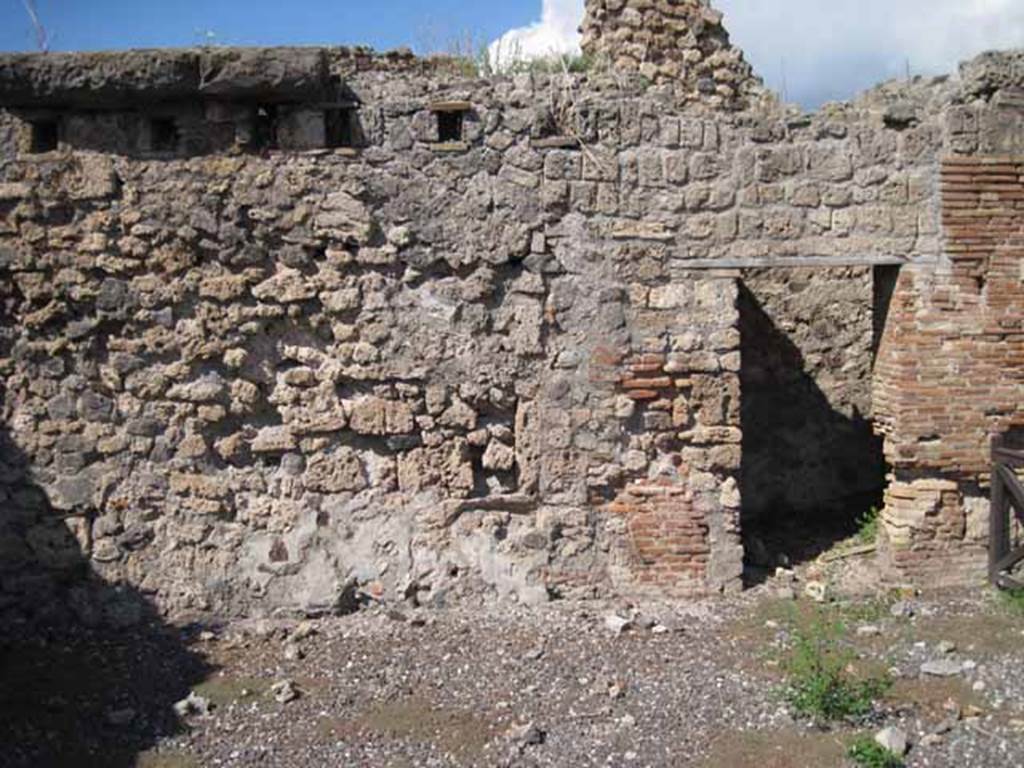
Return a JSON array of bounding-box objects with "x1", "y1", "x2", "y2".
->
[
  {"x1": 580, "y1": 0, "x2": 762, "y2": 109},
  {"x1": 0, "y1": 46, "x2": 428, "y2": 109},
  {"x1": 960, "y1": 49, "x2": 1024, "y2": 98}
]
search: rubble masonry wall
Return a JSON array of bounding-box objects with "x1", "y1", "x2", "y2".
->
[{"x1": 0, "y1": 34, "x2": 1022, "y2": 622}]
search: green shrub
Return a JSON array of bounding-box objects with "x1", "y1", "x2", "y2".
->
[
  {"x1": 486, "y1": 51, "x2": 599, "y2": 77},
  {"x1": 782, "y1": 614, "x2": 891, "y2": 721},
  {"x1": 854, "y1": 507, "x2": 881, "y2": 546},
  {"x1": 848, "y1": 736, "x2": 905, "y2": 768}
]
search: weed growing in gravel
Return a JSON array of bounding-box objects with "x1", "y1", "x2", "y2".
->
[
  {"x1": 847, "y1": 736, "x2": 905, "y2": 768},
  {"x1": 782, "y1": 613, "x2": 892, "y2": 721},
  {"x1": 998, "y1": 587, "x2": 1024, "y2": 617}
]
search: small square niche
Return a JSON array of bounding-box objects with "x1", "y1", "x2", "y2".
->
[
  {"x1": 28, "y1": 119, "x2": 59, "y2": 153},
  {"x1": 149, "y1": 117, "x2": 180, "y2": 152},
  {"x1": 430, "y1": 101, "x2": 472, "y2": 144},
  {"x1": 437, "y1": 111, "x2": 463, "y2": 143}
]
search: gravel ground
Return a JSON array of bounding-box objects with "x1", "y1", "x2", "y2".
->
[{"x1": 3, "y1": 584, "x2": 1024, "y2": 768}]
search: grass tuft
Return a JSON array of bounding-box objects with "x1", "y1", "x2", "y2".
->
[
  {"x1": 854, "y1": 506, "x2": 881, "y2": 546},
  {"x1": 847, "y1": 736, "x2": 905, "y2": 768},
  {"x1": 998, "y1": 586, "x2": 1024, "y2": 617},
  {"x1": 416, "y1": 28, "x2": 602, "y2": 79}
]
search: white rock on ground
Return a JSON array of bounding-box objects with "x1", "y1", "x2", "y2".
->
[
  {"x1": 875, "y1": 726, "x2": 909, "y2": 756},
  {"x1": 922, "y1": 659, "x2": 964, "y2": 677}
]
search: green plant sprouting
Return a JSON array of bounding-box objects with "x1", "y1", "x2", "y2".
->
[
  {"x1": 781, "y1": 612, "x2": 892, "y2": 721},
  {"x1": 848, "y1": 736, "x2": 905, "y2": 768},
  {"x1": 854, "y1": 506, "x2": 881, "y2": 546}
]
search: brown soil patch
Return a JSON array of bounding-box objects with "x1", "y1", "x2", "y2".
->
[
  {"x1": 696, "y1": 728, "x2": 852, "y2": 768},
  {"x1": 135, "y1": 752, "x2": 202, "y2": 768},
  {"x1": 316, "y1": 696, "x2": 503, "y2": 766},
  {"x1": 193, "y1": 673, "x2": 271, "y2": 707},
  {"x1": 908, "y1": 612, "x2": 1024, "y2": 657},
  {"x1": 887, "y1": 676, "x2": 986, "y2": 720}
]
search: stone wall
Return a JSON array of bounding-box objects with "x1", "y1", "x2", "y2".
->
[
  {"x1": 602, "y1": 274, "x2": 743, "y2": 594},
  {"x1": 0, "y1": 50, "x2": 758, "y2": 622},
  {"x1": 1, "y1": 4, "x2": 1023, "y2": 623}
]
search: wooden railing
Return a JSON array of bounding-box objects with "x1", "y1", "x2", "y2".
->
[{"x1": 991, "y1": 437, "x2": 1024, "y2": 589}]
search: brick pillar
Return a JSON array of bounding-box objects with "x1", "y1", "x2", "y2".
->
[{"x1": 873, "y1": 158, "x2": 1024, "y2": 584}]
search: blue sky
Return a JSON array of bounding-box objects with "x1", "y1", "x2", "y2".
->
[
  {"x1": 4, "y1": 1, "x2": 1024, "y2": 108},
  {"x1": 0, "y1": 0, "x2": 533, "y2": 53}
]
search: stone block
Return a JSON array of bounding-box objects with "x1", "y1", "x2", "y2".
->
[
  {"x1": 347, "y1": 396, "x2": 416, "y2": 436},
  {"x1": 198, "y1": 47, "x2": 329, "y2": 102}
]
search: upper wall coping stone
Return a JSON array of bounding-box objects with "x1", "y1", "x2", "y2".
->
[
  {"x1": 0, "y1": 49, "x2": 200, "y2": 109},
  {"x1": 0, "y1": 46, "x2": 427, "y2": 109},
  {"x1": 198, "y1": 47, "x2": 330, "y2": 102}
]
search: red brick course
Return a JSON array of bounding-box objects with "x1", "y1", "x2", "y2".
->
[{"x1": 608, "y1": 482, "x2": 711, "y2": 588}]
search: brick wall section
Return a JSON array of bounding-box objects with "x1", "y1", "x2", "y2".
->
[
  {"x1": 873, "y1": 158, "x2": 1024, "y2": 581},
  {"x1": 608, "y1": 483, "x2": 710, "y2": 590},
  {"x1": 599, "y1": 277, "x2": 743, "y2": 595}
]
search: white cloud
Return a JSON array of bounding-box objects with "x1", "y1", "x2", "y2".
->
[
  {"x1": 491, "y1": 0, "x2": 1024, "y2": 107},
  {"x1": 488, "y1": 0, "x2": 584, "y2": 68},
  {"x1": 716, "y1": 0, "x2": 1024, "y2": 106}
]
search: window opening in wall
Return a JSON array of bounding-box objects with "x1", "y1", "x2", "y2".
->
[
  {"x1": 437, "y1": 110, "x2": 464, "y2": 143},
  {"x1": 253, "y1": 105, "x2": 279, "y2": 150},
  {"x1": 326, "y1": 108, "x2": 357, "y2": 148},
  {"x1": 150, "y1": 117, "x2": 180, "y2": 153},
  {"x1": 29, "y1": 119, "x2": 59, "y2": 153},
  {"x1": 429, "y1": 101, "x2": 472, "y2": 146}
]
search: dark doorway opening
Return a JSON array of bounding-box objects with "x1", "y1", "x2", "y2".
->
[
  {"x1": 738, "y1": 269, "x2": 888, "y2": 583},
  {"x1": 253, "y1": 105, "x2": 279, "y2": 150},
  {"x1": 872, "y1": 264, "x2": 900, "y2": 358}
]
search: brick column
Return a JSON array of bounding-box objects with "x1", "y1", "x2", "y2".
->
[{"x1": 873, "y1": 158, "x2": 1024, "y2": 583}]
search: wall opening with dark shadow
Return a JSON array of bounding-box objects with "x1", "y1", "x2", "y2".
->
[
  {"x1": 0, "y1": 391, "x2": 212, "y2": 767},
  {"x1": 738, "y1": 269, "x2": 887, "y2": 582}
]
